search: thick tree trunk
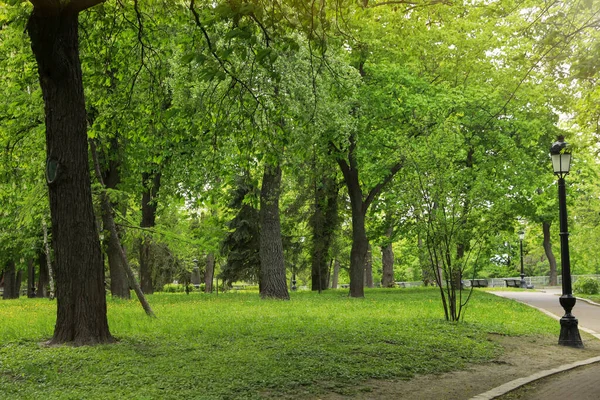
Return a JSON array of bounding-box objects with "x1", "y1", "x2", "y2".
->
[
  {"x1": 37, "y1": 250, "x2": 49, "y2": 298},
  {"x1": 104, "y1": 219, "x2": 130, "y2": 298},
  {"x1": 344, "y1": 164, "x2": 368, "y2": 297},
  {"x1": 139, "y1": 171, "x2": 161, "y2": 294},
  {"x1": 364, "y1": 244, "x2": 374, "y2": 288},
  {"x1": 28, "y1": 10, "x2": 112, "y2": 345},
  {"x1": 27, "y1": 259, "x2": 36, "y2": 298},
  {"x1": 337, "y1": 145, "x2": 368, "y2": 298},
  {"x1": 349, "y1": 208, "x2": 368, "y2": 298},
  {"x1": 259, "y1": 164, "x2": 289, "y2": 300},
  {"x1": 101, "y1": 140, "x2": 129, "y2": 299},
  {"x1": 3, "y1": 261, "x2": 17, "y2": 300},
  {"x1": 543, "y1": 221, "x2": 558, "y2": 286},
  {"x1": 205, "y1": 253, "x2": 215, "y2": 293},
  {"x1": 381, "y1": 233, "x2": 395, "y2": 287},
  {"x1": 331, "y1": 259, "x2": 340, "y2": 289}
]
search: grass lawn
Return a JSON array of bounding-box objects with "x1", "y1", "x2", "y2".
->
[
  {"x1": 0, "y1": 288, "x2": 557, "y2": 399},
  {"x1": 574, "y1": 293, "x2": 600, "y2": 304}
]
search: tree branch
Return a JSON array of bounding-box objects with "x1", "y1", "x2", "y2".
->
[
  {"x1": 364, "y1": 161, "x2": 403, "y2": 210},
  {"x1": 189, "y1": 0, "x2": 262, "y2": 106}
]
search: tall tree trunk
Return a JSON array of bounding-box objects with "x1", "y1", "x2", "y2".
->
[
  {"x1": 28, "y1": 9, "x2": 112, "y2": 345},
  {"x1": 27, "y1": 259, "x2": 36, "y2": 298},
  {"x1": 335, "y1": 135, "x2": 402, "y2": 298},
  {"x1": 381, "y1": 227, "x2": 395, "y2": 287},
  {"x1": 340, "y1": 152, "x2": 369, "y2": 298},
  {"x1": 3, "y1": 261, "x2": 17, "y2": 300},
  {"x1": 101, "y1": 138, "x2": 129, "y2": 299},
  {"x1": 331, "y1": 259, "x2": 340, "y2": 289},
  {"x1": 259, "y1": 164, "x2": 289, "y2": 300},
  {"x1": 543, "y1": 221, "x2": 558, "y2": 286},
  {"x1": 139, "y1": 171, "x2": 161, "y2": 294},
  {"x1": 205, "y1": 253, "x2": 215, "y2": 293},
  {"x1": 310, "y1": 176, "x2": 339, "y2": 292},
  {"x1": 37, "y1": 250, "x2": 49, "y2": 298},
  {"x1": 364, "y1": 244, "x2": 374, "y2": 288},
  {"x1": 349, "y1": 206, "x2": 369, "y2": 297},
  {"x1": 15, "y1": 270, "x2": 23, "y2": 298}
]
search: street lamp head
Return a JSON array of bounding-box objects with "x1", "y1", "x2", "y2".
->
[
  {"x1": 518, "y1": 230, "x2": 525, "y2": 241},
  {"x1": 550, "y1": 136, "x2": 571, "y2": 176}
]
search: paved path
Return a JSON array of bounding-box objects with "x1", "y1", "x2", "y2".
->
[
  {"x1": 475, "y1": 289, "x2": 600, "y2": 399},
  {"x1": 491, "y1": 289, "x2": 600, "y2": 338}
]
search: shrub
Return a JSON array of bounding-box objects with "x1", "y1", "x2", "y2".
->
[
  {"x1": 573, "y1": 277, "x2": 600, "y2": 295},
  {"x1": 162, "y1": 283, "x2": 186, "y2": 293}
]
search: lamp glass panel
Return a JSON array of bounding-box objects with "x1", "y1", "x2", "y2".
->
[
  {"x1": 561, "y1": 153, "x2": 571, "y2": 173},
  {"x1": 552, "y1": 153, "x2": 571, "y2": 174}
]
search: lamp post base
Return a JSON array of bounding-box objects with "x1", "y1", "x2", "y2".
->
[{"x1": 558, "y1": 315, "x2": 584, "y2": 348}]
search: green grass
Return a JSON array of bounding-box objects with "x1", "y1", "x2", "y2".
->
[
  {"x1": 0, "y1": 288, "x2": 558, "y2": 399},
  {"x1": 574, "y1": 293, "x2": 600, "y2": 304}
]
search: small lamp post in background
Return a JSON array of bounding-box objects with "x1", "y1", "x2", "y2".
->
[
  {"x1": 550, "y1": 136, "x2": 583, "y2": 348},
  {"x1": 519, "y1": 230, "x2": 526, "y2": 289}
]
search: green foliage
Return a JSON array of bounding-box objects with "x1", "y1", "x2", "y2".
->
[
  {"x1": 573, "y1": 277, "x2": 600, "y2": 295},
  {"x1": 0, "y1": 289, "x2": 559, "y2": 398},
  {"x1": 220, "y1": 174, "x2": 261, "y2": 286}
]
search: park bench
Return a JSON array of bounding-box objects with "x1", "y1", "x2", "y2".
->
[
  {"x1": 504, "y1": 278, "x2": 522, "y2": 288},
  {"x1": 504, "y1": 278, "x2": 534, "y2": 289},
  {"x1": 469, "y1": 279, "x2": 489, "y2": 288}
]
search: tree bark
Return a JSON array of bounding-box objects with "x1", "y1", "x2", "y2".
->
[
  {"x1": 543, "y1": 221, "x2": 558, "y2": 286},
  {"x1": 381, "y1": 230, "x2": 395, "y2": 287},
  {"x1": 101, "y1": 138, "x2": 129, "y2": 299},
  {"x1": 37, "y1": 250, "x2": 49, "y2": 298},
  {"x1": 3, "y1": 261, "x2": 17, "y2": 300},
  {"x1": 331, "y1": 259, "x2": 340, "y2": 289},
  {"x1": 28, "y1": 9, "x2": 112, "y2": 344},
  {"x1": 364, "y1": 244, "x2": 374, "y2": 288},
  {"x1": 259, "y1": 164, "x2": 289, "y2": 300},
  {"x1": 27, "y1": 259, "x2": 36, "y2": 298},
  {"x1": 15, "y1": 270, "x2": 23, "y2": 298},
  {"x1": 349, "y1": 206, "x2": 369, "y2": 297},
  {"x1": 139, "y1": 171, "x2": 161, "y2": 294},
  {"x1": 310, "y1": 176, "x2": 339, "y2": 292},
  {"x1": 205, "y1": 253, "x2": 215, "y2": 293}
]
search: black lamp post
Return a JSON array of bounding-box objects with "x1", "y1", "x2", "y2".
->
[
  {"x1": 519, "y1": 230, "x2": 526, "y2": 289},
  {"x1": 550, "y1": 136, "x2": 583, "y2": 348}
]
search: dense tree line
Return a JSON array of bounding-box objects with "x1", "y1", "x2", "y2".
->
[{"x1": 1, "y1": 0, "x2": 599, "y2": 341}]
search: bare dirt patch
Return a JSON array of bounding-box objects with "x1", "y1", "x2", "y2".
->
[{"x1": 294, "y1": 333, "x2": 600, "y2": 400}]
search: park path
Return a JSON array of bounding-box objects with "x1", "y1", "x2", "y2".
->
[
  {"x1": 475, "y1": 289, "x2": 600, "y2": 400},
  {"x1": 492, "y1": 288, "x2": 600, "y2": 338}
]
